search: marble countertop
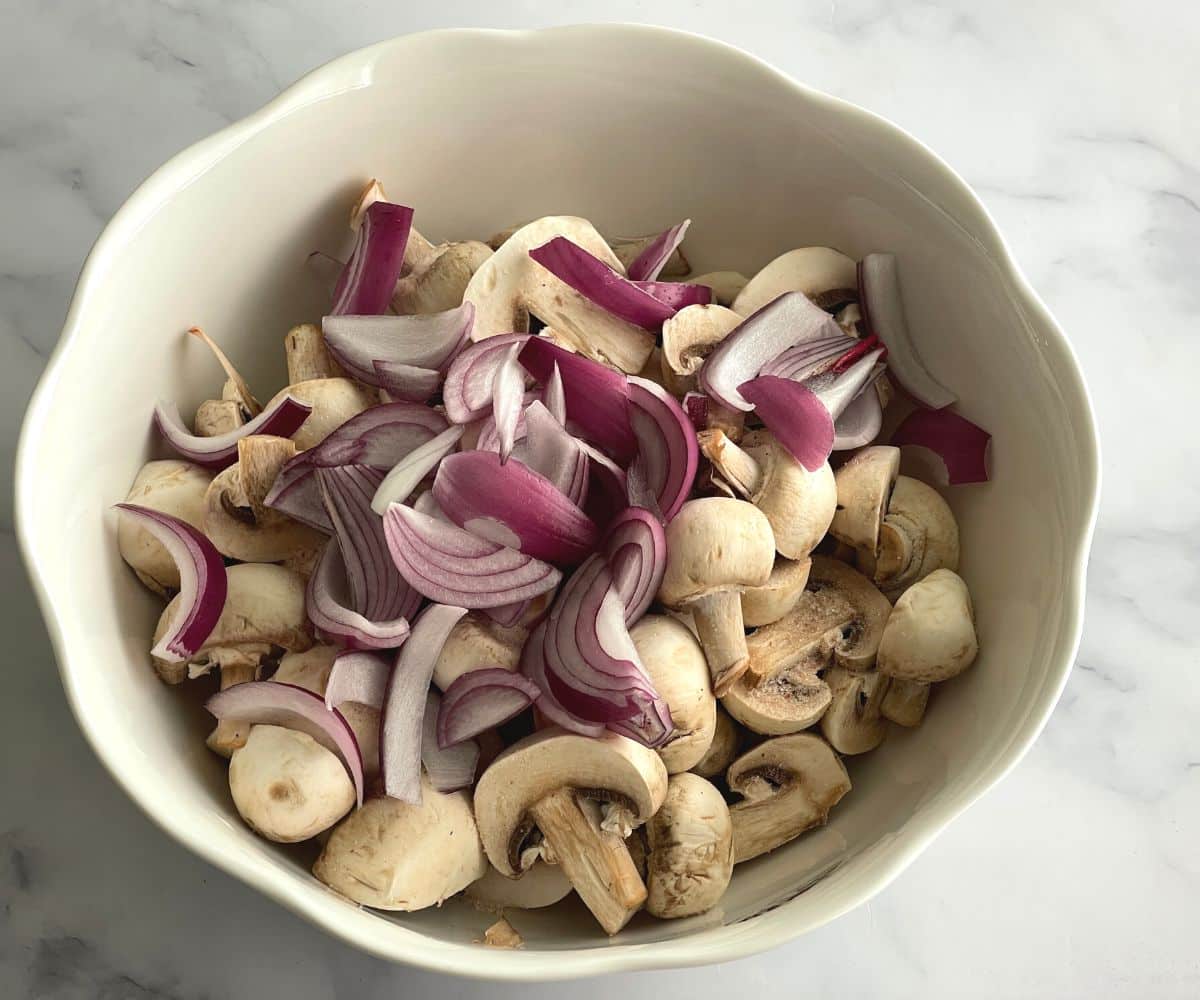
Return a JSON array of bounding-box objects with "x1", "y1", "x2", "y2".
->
[{"x1": 3, "y1": 1, "x2": 1197, "y2": 996}]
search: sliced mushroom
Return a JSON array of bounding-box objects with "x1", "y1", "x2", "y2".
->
[
  {"x1": 699, "y1": 429, "x2": 836, "y2": 560},
  {"x1": 393, "y1": 240, "x2": 493, "y2": 315},
  {"x1": 194, "y1": 398, "x2": 244, "y2": 437},
  {"x1": 877, "y1": 569, "x2": 978, "y2": 682},
  {"x1": 658, "y1": 498, "x2": 775, "y2": 696},
  {"x1": 856, "y1": 476, "x2": 960, "y2": 599},
  {"x1": 722, "y1": 645, "x2": 830, "y2": 736},
  {"x1": 463, "y1": 216, "x2": 655, "y2": 373},
  {"x1": 687, "y1": 271, "x2": 748, "y2": 308},
  {"x1": 828, "y1": 446, "x2": 901, "y2": 556},
  {"x1": 727, "y1": 733, "x2": 851, "y2": 863},
  {"x1": 473, "y1": 728, "x2": 668, "y2": 934},
  {"x1": 285, "y1": 323, "x2": 343, "y2": 383},
  {"x1": 118, "y1": 460, "x2": 214, "y2": 596},
  {"x1": 660, "y1": 304, "x2": 743, "y2": 396},
  {"x1": 741, "y1": 558, "x2": 812, "y2": 628},
  {"x1": 466, "y1": 861, "x2": 574, "y2": 912},
  {"x1": 819, "y1": 667, "x2": 890, "y2": 755},
  {"x1": 690, "y1": 706, "x2": 742, "y2": 779},
  {"x1": 629, "y1": 615, "x2": 716, "y2": 774},
  {"x1": 732, "y1": 247, "x2": 858, "y2": 316},
  {"x1": 881, "y1": 678, "x2": 931, "y2": 727},
  {"x1": 265, "y1": 377, "x2": 376, "y2": 450},
  {"x1": 313, "y1": 773, "x2": 487, "y2": 910},
  {"x1": 645, "y1": 773, "x2": 733, "y2": 919},
  {"x1": 228, "y1": 725, "x2": 355, "y2": 843},
  {"x1": 431, "y1": 613, "x2": 527, "y2": 692}
]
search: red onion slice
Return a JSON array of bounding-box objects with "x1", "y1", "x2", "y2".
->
[
  {"x1": 627, "y1": 377, "x2": 699, "y2": 522},
  {"x1": 491, "y1": 342, "x2": 525, "y2": 463},
  {"x1": 299, "y1": 402, "x2": 449, "y2": 468},
  {"x1": 759, "y1": 335, "x2": 851, "y2": 383},
  {"x1": 576, "y1": 439, "x2": 629, "y2": 530},
  {"x1": 519, "y1": 622, "x2": 606, "y2": 738},
  {"x1": 153, "y1": 395, "x2": 312, "y2": 470},
  {"x1": 891, "y1": 407, "x2": 991, "y2": 484},
  {"x1": 633, "y1": 281, "x2": 712, "y2": 312},
  {"x1": 115, "y1": 504, "x2": 227, "y2": 660},
  {"x1": 370, "y1": 424, "x2": 465, "y2": 514},
  {"x1": 602, "y1": 507, "x2": 667, "y2": 626},
  {"x1": 739, "y1": 375, "x2": 835, "y2": 472},
  {"x1": 413, "y1": 489, "x2": 449, "y2": 521},
  {"x1": 858, "y1": 254, "x2": 956, "y2": 409},
  {"x1": 263, "y1": 461, "x2": 332, "y2": 533},
  {"x1": 625, "y1": 220, "x2": 690, "y2": 282},
  {"x1": 810, "y1": 349, "x2": 887, "y2": 421},
  {"x1": 306, "y1": 539, "x2": 414, "y2": 650},
  {"x1": 331, "y1": 201, "x2": 413, "y2": 316},
  {"x1": 700, "y1": 291, "x2": 845, "y2": 411},
  {"x1": 442, "y1": 334, "x2": 529, "y2": 424},
  {"x1": 325, "y1": 650, "x2": 391, "y2": 711},
  {"x1": 543, "y1": 361, "x2": 566, "y2": 425},
  {"x1": 433, "y1": 451, "x2": 598, "y2": 565},
  {"x1": 518, "y1": 401, "x2": 589, "y2": 508},
  {"x1": 381, "y1": 604, "x2": 468, "y2": 802},
  {"x1": 206, "y1": 681, "x2": 365, "y2": 806},
  {"x1": 529, "y1": 237, "x2": 675, "y2": 328},
  {"x1": 831, "y1": 333, "x2": 883, "y2": 374},
  {"x1": 484, "y1": 600, "x2": 529, "y2": 628},
  {"x1": 833, "y1": 385, "x2": 884, "y2": 450},
  {"x1": 682, "y1": 392, "x2": 709, "y2": 433},
  {"x1": 421, "y1": 689, "x2": 479, "y2": 792},
  {"x1": 474, "y1": 390, "x2": 537, "y2": 455},
  {"x1": 371, "y1": 362, "x2": 441, "y2": 402},
  {"x1": 383, "y1": 504, "x2": 562, "y2": 608},
  {"x1": 437, "y1": 668, "x2": 541, "y2": 748},
  {"x1": 323, "y1": 303, "x2": 473, "y2": 384}
]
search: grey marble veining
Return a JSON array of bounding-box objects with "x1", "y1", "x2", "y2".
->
[{"x1": 2, "y1": 1, "x2": 1198, "y2": 996}]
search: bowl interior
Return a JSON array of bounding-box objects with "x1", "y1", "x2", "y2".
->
[{"x1": 19, "y1": 26, "x2": 1096, "y2": 970}]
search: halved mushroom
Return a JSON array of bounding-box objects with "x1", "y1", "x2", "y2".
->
[
  {"x1": 727, "y1": 733, "x2": 851, "y2": 863},
  {"x1": 819, "y1": 667, "x2": 890, "y2": 755},
  {"x1": 629, "y1": 615, "x2": 716, "y2": 774},
  {"x1": 393, "y1": 239, "x2": 493, "y2": 315},
  {"x1": 466, "y1": 862, "x2": 574, "y2": 912},
  {"x1": 313, "y1": 773, "x2": 487, "y2": 910},
  {"x1": 881, "y1": 678, "x2": 931, "y2": 727},
  {"x1": 473, "y1": 728, "x2": 668, "y2": 934},
  {"x1": 658, "y1": 498, "x2": 775, "y2": 696},
  {"x1": 828, "y1": 446, "x2": 901, "y2": 556},
  {"x1": 463, "y1": 216, "x2": 656, "y2": 373},
  {"x1": 741, "y1": 558, "x2": 812, "y2": 628},
  {"x1": 856, "y1": 476, "x2": 960, "y2": 599},
  {"x1": 687, "y1": 271, "x2": 748, "y2": 307},
  {"x1": 877, "y1": 569, "x2": 978, "y2": 682},
  {"x1": 284, "y1": 323, "x2": 343, "y2": 383},
  {"x1": 645, "y1": 773, "x2": 734, "y2": 919},
  {"x1": 731, "y1": 247, "x2": 858, "y2": 317},
  {"x1": 202, "y1": 436, "x2": 324, "y2": 562},
  {"x1": 660, "y1": 304, "x2": 743, "y2": 396},
  {"x1": 690, "y1": 706, "x2": 742, "y2": 779},
  {"x1": 432, "y1": 613, "x2": 527, "y2": 692},
  {"x1": 264, "y1": 377, "x2": 376, "y2": 451},
  {"x1": 228, "y1": 725, "x2": 355, "y2": 843},
  {"x1": 699, "y1": 429, "x2": 836, "y2": 561},
  {"x1": 194, "y1": 396, "x2": 244, "y2": 437},
  {"x1": 118, "y1": 460, "x2": 214, "y2": 596}
]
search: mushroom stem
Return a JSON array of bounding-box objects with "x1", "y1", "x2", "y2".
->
[
  {"x1": 207, "y1": 661, "x2": 259, "y2": 756},
  {"x1": 698, "y1": 429, "x2": 762, "y2": 496},
  {"x1": 689, "y1": 590, "x2": 751, "y2": 696},
  {"x1": 527, "y1": 788, "x2": 647, "y2": 935},
  {"x1": 285, "y1": 323, "x2": 343, "y2": 383},
  {"x1": 189, "y1": 326, "x2": 261, "y2": 416},
  {"x1": 194, "y1": 399, "x2": 244, "y2": 437},
  {"x1": 234, "y1": 435, "x2": 296, "y2": 520}
]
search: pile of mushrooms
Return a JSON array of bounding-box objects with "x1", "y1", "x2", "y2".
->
[{"x1": 115, "y1": 179, "x2": 988, "y2": 940}]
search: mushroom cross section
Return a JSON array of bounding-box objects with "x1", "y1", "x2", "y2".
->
[
  {"x1": 856, "y1": 475, "x2": 960, "y2": 599},
  {"x1": 731, "y1": 246, "x2": 858, "y2": 316},
  {"x1": 819, "y1": 667, "x2": 891, "y2": 755},
  {"x1": 828, "y1": 445, "x2": 900, "y2": 556}
]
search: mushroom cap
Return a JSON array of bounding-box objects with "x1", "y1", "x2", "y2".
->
[
  {"x1": 751, "y1": 445, "x2": 837, "y2": 560},
  {"x1": 228, "y1": 725, "x2": 355, "y2": 843},
  {"x1": 819, "y1": 667, "x2": 890, "y2": 755},
  {"x1": 690, "y1": 706, "x2": 742, "y2": 779},
  {"x1": 393, "y1": 240, "x2": 493, "y2": 315},
  {"x1": 858, "y1": 475, "x2": 959, "y2": 599},
  {"x1": 881, "y1": 677, "x2": 931, "y2": 728},
  {"x1": 465, "y1": 861, "x2": 574, "y2": 911},
  {"x1": 118, "y1": 460, "x2": 214, "y2": 595},
  {"x1": 431, "y1": 613, "x2": 527, "y2": 691},
  {"x1": 727, "y1": 733, "x2": 851, "y2": 863},
  {"x1": 732, "y1": 246, "x2": 858, "y2": 316},
  {"x1": 203, "y1": 462, "x2": 324, "y2": 562},
  {"x1": 877, "y1": 568, "x2": 978, "y2": 682},
  {"x1": 313, "y1": 774, "x2": 487, "y2": 910},
  {"x1": 645, "y1": 773, "x2": 734, "y2": 919},
  {"x1": 266, "y1": 377, "x2": 376, "y2": 450},
  {"x1": 660, "y1": 304, "x2": 744, "y2": 394},
  {"x1": 806, "y1": 556, "x2": 892, "y2": 672},
  {"x1": 658, "y1": 498, "x2": 775, "y2": 607},
  {"x1": 473, "y1": 727, "x2": 668, "y2": 876},
  {"x1": 630, "y1": 615, "x2": 717, "y2": 774},
  {"x1": 741, "y1": 558, "x2": 812, "y2": 627},
  {"x1": 828, "y1": 446, "x2": 901, "y2": 555}
]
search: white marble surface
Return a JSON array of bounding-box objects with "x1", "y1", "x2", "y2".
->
[{"x1": 2, "y1": 1, "x2": 1198, "y2": 996}]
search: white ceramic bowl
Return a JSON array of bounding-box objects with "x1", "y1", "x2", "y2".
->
[{"x1": 16, "y1": 25, "x2": 1099, "y2": 980}]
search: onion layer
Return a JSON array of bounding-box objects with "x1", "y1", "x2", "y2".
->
[
  {"x1": 519, "y1": 623, "x2": 606, "y2": 738},
  {"x1": 442, "y1": 334, "x2": 530, "y2": 424},
  {"x1": 331, "y1": 201, "x2": 413, "y2": 316},
  {"x1": 602, "y1": 507, "x2": 667, "y2": 626},
  {"x1": 422, "y1": 690, "x2": 480, "y2": 792},
  {"x1": 325, "y1": 650, "x2": 391, "y2": 711},
  {"x1": 739, "y1": 376, "x2": 835, "y2": 472},
  {"x1": 891, "y1": 407, "x2": 991, "y2": 484},
  {"x1": 627, "y1": 376, "x2": 699, "y2": 521},
  {"x1": 154, "y1": 395, "x2": 312, "y2": 470},
  {"x1": 306, "y1": 539, "x2": 414, "y2": 650},
  {"x1": 625, "y1": 220, "x2": 690, "y2": 282},
  {"x1": 437, "y1": 668, "x2": 541, "y2": 748},
  {"x1": 322, "y1": 304, "x2": 473, "y2": 384}
]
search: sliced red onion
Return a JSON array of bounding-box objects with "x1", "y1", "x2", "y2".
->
[
  {"x1": 700, "y1": 291, "x2": 845, "y2": 411},
  {"x1": 473, "y1": 390, "x2": 537, "y2": 455},
  {"x1": 433, "y1": 451, "x2": 597, "y2": 565},
  {"x1": 484, "y1": 600, "x2": 529, "y2": 628},
  {"x1": 383, "y1": 504, "x2": 562, "y2": 608},
  {"x1": 381, "y1": 604, "x2": 468, "y2": 803},
  {"x1": 306, "y1": 539, "x2": 414, "y2": 650},
  {"x1": 322, "y1": 304, "x2": 473, "y2": 385},
  {"x1": 371, "y1": 361, "x2": 441, "y2": 402},
  {"x1": 206, "y1": 681, "x2": 365, "y2": 806},
  {"x1": 115, "y1": 504, "x2": 227, "y2": 660},
  {"x1": 412, "y1": 490, "x2": 448, "y2": 521},
  {"x1": 325, "y1": 650, "x2": 391, "y2": 711},
  {"x1": 625, "y1": 220, "x2": 690, "y2": 282},
  {"x1": 602, "y1": 507, "x2": 667, "y2": 626},
  {"x1": 810, "y1": 349, "x2": 886, "y2": 421},
  {"x1": 682, "y1": 392, "x2": 709, "y2": 433},
  {"x1": 491, "y1": 342, "x2": 525, "y2": 463},
  {"x1": 831, "y1": 333, "x2": 882, "y2": 374},
  {"x1": 576, "y1": 439, "x2": 629, "y2": 529},
  {"x1": 437, "y1": 668, "x2": 541, "y2": 748},
  {"x1": 529, "y1": 237, "x2": 675, "y2": 329},
  {"x1": 518, "y1": 401, "x2": 589, "y2": 508},
  {"x1": 153, "y1": 395, "x2": 312, "y2": 470},
  {"x1": 370, "y1": 424, "x2": 465, "y2": 514},
  {"x1": 518, "y1": 338, "x2": 636, "y2": 461},
  {"x1": 891, "y1": 407, "x2": 991, "y2": 484},
  {"x1": 331, "y1": 201, "x2": 413, "y2": 316},
  {"x1": 627, "y1": 377, "x2": 699, "y2": 522},
  {"x1": 633, "y1": 281, "x2": 712, "y2": 312},
  {"x1": 519, "y1": 622, "x2": 606, "y2": 738},
  {"x1": 421, "y1": 689, "x2": 479, "y2": 792},
  {"x1": 307, "y1": 250, "x2": 344, "y2": 298},
  {"x1": 858, "y1": 254, "x2": 956, "y2": 409},
  {"x1": 301, "y1": 402, "x2": 449, "y2": 468},
  {"x1": 759, "y1": 335, "x2": 850, "y2": 383},
  {"x1": 833, "y1": 385, "x2": 884, "y2": 450},
  {"x1": 263, "y1": 460, "x2": 332, "y2": 533},
  {"x1": 442, "y1": 334, "x2": 529, "y2": 424},
  {"x1": 625, "y1": 452, "x2": 662, "y2": 517},
  {"x1": 739, "y1": 375, "x2": 835, "y2": 472},
  {"x1": 543, "y1": 361, "x2": 566, "y2": 424}
]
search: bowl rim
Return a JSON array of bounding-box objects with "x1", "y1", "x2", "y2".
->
[{"x1": 15, "y1": 23, "x2": 1100, "y2": 980}]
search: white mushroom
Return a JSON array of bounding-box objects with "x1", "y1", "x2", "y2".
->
[
  {"x1": 877, "y1": 569, "x2": 978, "y2": 682},
  {"x1": 881, "y1": 678, "x2": 931, "y2": 727},
  {"x1": 463, "y1": 216, "x2": 656, "y2": 373},
  {"x1": 432, "y1": 613, "x2": 527, "y2": 692},
  {"x1": 466, "y1": 862, "x2": 574, "y2": 912},
  {"x1": 741, "y1": 558, "x2": 812, "y2": 628},
  {"x1": 629, "y1": 615, "x2": 716, "y2": 774},
  {"x1": 265, "y1": 377, "x2": 376, "y2": 450},
  {"x1": 313, "y1": 773, "x2": 487, "y2": 910},
  {"x1": 472, "y1": 728, "x2": 668, "y2": 935},
  {"x1": 118, "y1": 460, "x2": 213, "y2": 595},
  {"x1": 194, "y1": 396, "x2": 244, "y2": 437},
  {"x1": 689, "y1": 706, "x2": 742, "y2": 779},
  {"x1": 393, "y1": 240, "x2": 493, "y2": 315},
  {"x1": 645, "y1": 774, "x2": 733, "y2": 919},
  {"x1": 686, "y1": 271, "x2": 749, "y2": 308},
  {"x1": 827, "y1": 445, "x2": 901, "y2": 557},
  {"x1": 732, "y1": 247, "x2": 858, "y2": 316},
  {"x1": 658, "y1": 498, "x2": 776, "y2": 696},
  {"x1": 284, "y1": 323, "x2": 343, "y2": 383},
  {"x1": 856, "y1": 476, "x2": 960, "y2": 599},
  {"x1": 727, "y1": 733, "x2": 851, "y2": 863},
  {"x1": 228, "y1": 725, "x2": 355, "y2": 843},
  {"x1": 660, "y1": 304, "x2": 743, "y2": 396},
  {"x1": 819, "y1": 667, "x2": 890, "y2": 755}
]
